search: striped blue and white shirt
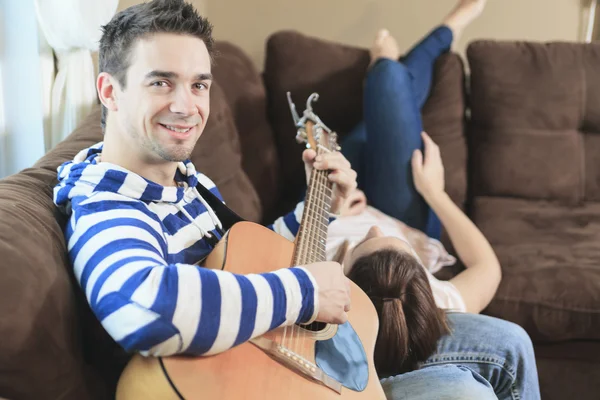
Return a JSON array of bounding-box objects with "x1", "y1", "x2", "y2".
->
[{"x1": 54, "y1": 143, "x2": 318, "y2": 357}]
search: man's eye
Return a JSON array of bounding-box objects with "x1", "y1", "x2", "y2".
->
[
  {"x1": 194, "y1": 83, "x2": 207, "y2": 90},
  {"x1": 152, "y1": 81, "x2": 168, "y2": 87}
]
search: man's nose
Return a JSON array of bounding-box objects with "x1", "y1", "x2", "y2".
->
[{"x1": 170, "y1": 87, "x2": 197, "y2": 116}]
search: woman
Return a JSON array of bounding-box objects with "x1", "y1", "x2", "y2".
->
[{"x1": 326, "y1": 0, "x2": 540, "y2": 399}]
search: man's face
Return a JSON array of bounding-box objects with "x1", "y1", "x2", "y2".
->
[{"x1": 114, "y1": 33, "x2": 212, "y2": 163}]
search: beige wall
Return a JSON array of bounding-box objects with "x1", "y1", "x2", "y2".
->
[
  {"x1": 207, "y1": 0, "x2": 589, "y2": 69},
  {"x1": 113, "y1": 0, "x2": 591, "y2": 70},
  {"x1": 118, "y1": 0, "x2": 207, "y2": 14}
]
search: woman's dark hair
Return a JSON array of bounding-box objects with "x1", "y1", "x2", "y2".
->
[
  {"x1": 98, "y1": 0, "x2": 215, "y2": 129},
  {"x1": 347, "y1": 248, "x2": 450, "y2": 378}
]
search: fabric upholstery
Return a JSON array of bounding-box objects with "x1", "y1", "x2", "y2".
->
[
  {"x1": 212, "y1": 41, "x2": 280, "y2": 222},
  {"x1": 263, "y1": 30, "x2": 467, "y2": 222},
  {"x1": 467, "y1": 41, "x2": 600, "y2": 350},
  {"x1": 0, "y1": 168, "x2": 105, "y2": 400},
  {"x1": 190, "y1": 81, "x2": 262, "y2": 222}
]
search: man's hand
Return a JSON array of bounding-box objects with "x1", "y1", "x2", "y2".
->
[
  {"x1": 411, "y1": 131, "x2": 445, "y2": 201},
  {"x1": 338, "y1": 188, "x2": 367, "y2": 217},
  {"x1": 303, "y1": 149, "x2": 358, "y2": 215},
  {"x1": 303, "y1": 261, "x2": 351, "y2": 324}
]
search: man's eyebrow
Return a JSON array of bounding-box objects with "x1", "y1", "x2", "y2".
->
[
  {"x1": 144, "y1": 71, "x2": 213, "y2": 81},
  {"x1": 145, "y1": 70, "x2": 178, "y2": 80},
  {"x1": 194, "y1": 73, "x2": 213, "y2": 81}
]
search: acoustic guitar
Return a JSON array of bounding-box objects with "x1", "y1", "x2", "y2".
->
[{"x1": 116, "y1": 93, "x2": 385, "y2": 400}]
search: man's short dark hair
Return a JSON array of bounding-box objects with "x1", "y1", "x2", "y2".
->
[{"x1": 98, "y1": 0, "x2": 215, "y2": 129}]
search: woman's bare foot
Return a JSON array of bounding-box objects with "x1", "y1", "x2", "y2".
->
[
  {"x1": 444, "y1": 0, "x2": 487, "y2": 41},
  {"x1": 369, "y1": 29, "x2": 400, "y2": 68}
]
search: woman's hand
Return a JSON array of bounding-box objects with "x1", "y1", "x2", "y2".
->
[{"x1": 411, "y1": 132, "x2": 445, "y2": 201}]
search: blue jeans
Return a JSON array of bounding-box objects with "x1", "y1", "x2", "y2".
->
[
  {"x1": 381, "y1": 313, "x2": 540, "y2": 400},
  {"x1": 343, "y1": 27, "x2": 541, "y2": 399},
  {"x1": 342, "y1": 26, "x2": 455, "y2": 239}
]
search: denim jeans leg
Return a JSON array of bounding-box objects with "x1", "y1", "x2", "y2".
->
[
  {"x1": 380, "y1": 364, "x2": 498, "y2": 400},
  {"x1": 421, "y1": 313, "x2": 541, "y2": 400}
]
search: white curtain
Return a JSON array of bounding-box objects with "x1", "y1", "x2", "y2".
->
[
  {"x1": 0, "y1": 0, "x2": 47, "y2": 178},
  {"x1": 585, "y1": 0, "x2": 598, "y2": 42},
  {"x1": 34, "y1": 0, "x2": 119, "y2": 149}
]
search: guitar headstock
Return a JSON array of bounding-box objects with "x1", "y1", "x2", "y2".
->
[{"x1": 287, "y1": 92, "x2": 341, "y2": 154}]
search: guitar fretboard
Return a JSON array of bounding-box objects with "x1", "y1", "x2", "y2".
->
[{"x1": 292, "y1": 160, "x2": 332, "y2": 266}]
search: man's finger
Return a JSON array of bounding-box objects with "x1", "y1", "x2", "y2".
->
[
  {"x1": 328, "y1": 171, "x2": 357, "y2": 193},
  {"x1": 314, "y1": 153, "x2": 351, "y2": 171},
  {"x1": 303, "y1": 149, "x2": 317, "y2": 164}
]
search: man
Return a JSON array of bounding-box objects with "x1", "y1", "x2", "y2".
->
[
  {"x1": 54, "y1": 0, "x2": 355, "y2": 357},
  {"x1": 55, "y1": 0, "x2": 537, "y2": 398}
]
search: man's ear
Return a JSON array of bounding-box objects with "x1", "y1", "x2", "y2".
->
[{"x1": 97, "y1": 72, "x2": 120, "y2": 112}]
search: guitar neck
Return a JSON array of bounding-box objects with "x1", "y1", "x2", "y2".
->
[{"x1": 292, "y1": 162, "x2": 332, "y2": 266}]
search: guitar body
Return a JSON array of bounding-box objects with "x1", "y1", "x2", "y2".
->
[{"x1": 117, "y1": 222, "x2": 385, "y2": 400}]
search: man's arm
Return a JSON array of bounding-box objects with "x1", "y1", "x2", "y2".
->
[{"x1": 69, "y1": 195, "x2": 318, "y2": 357}]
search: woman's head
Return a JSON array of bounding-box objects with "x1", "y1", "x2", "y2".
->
[{"x1": 345, "y1": 227, "x2": 450, "y2": 377}]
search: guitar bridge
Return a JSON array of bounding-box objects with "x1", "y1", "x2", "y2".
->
[{"x1": 250, "y1": 336, "x2": 342, "y2": 394}]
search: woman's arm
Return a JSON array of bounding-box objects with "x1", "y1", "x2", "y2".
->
[{"x1": 412, "y1": 132, "x2": 501, "y2": 313}]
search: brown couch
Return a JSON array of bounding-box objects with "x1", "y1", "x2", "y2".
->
[{"x1": 1, "y1": 31, "x2": 599, "y2": 399}]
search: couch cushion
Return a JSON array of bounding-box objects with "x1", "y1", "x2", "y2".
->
[
  {"x1": 264, "y1": 30, "x2": 467, "y2": 231},
  {"x1": 467, "y1": 40, "x2": 600, "y2": 342},
  {"x1": 473, "y1": 197, "x2": 600, "y2": 342},
  {"x1": 263, "y1": 31, "x2": 371, "y2": 216},
  {"x1": 467, "y1": 41, "x2": 600, "y2": 205},
  {"x1": 213, "y1": 41, "x2": 281, "y2": 222},
  {"x1": 0, "y1": 174, "x2": 106, "y2": 399},
  {"x1": 190, "y1": 81, "x2": 262, "y2": 222}
]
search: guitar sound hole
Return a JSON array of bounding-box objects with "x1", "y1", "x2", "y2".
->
[{"x1": 301, "y1": 321, "x2": 327, "y2": 332}]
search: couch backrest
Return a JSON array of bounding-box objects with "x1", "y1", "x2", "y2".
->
[
  {"x1": 467, "y1": 40, "x2": 600, "y2": 205},
  {"x1": 212, "y1": 42, "x2": 282, "y2": 222}
]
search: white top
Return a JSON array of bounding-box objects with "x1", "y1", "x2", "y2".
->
[{"x1": 326, "y1": 206, "x2": 467, "y2": 312}]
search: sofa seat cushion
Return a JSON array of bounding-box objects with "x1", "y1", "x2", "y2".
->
[{"x1": 473, "y1": 197, "x2": 600, "y2": 342}]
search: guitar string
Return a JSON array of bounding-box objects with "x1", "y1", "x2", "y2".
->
[
  {"x1": 301, "y1": 167, "x2": 328, "y2": 357},
  {"x1": 282, "y1": 138, "x2": 336, "y2": 362},
  {"x1": 287, "y1": 164, "x2": 317, "y2": 352},
  {"x1": 296, "y1": 165, "x2": 324, "y2": 354},
  {"x1": 297, "y1": 165, "x2": 331, "y2": 358}
]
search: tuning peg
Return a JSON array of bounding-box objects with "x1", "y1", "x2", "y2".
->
[{"x1": 296, "y1": 129, "x2": 308, "y2": 144}]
